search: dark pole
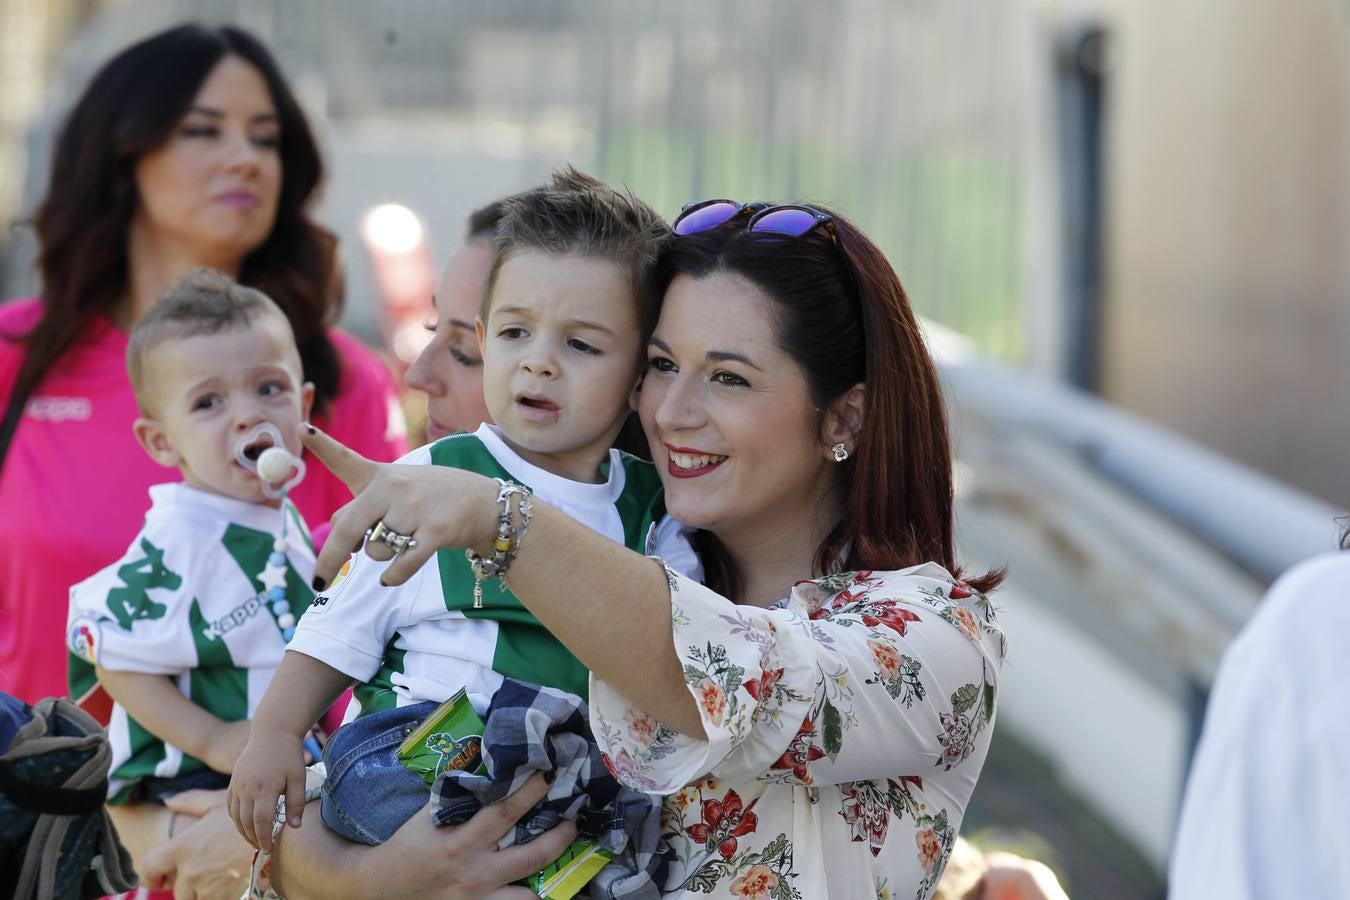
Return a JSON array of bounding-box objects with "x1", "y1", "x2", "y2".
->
[{"x1": 1056, "y1": 23, "x2": 1111, "y2": 392}]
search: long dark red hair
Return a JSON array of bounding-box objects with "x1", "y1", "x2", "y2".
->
[
  {"x1": 654, "y1": 206, "x2": 1004, "y2": 598},
  {"x1": 8, "y1": 23, "x2": 341, "y2": 423}
]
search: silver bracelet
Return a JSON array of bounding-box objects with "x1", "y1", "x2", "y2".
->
[{"x1": 465, "y1": 480, "x2": 532, "y2": 608}]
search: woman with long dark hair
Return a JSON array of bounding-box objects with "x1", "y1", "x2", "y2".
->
[
  {"x1": 232, "y1": 198, "x2": 1007, "y2": 899},
  {"x1": 0, "y1": 24, "x2": 407, "y2": 707}
]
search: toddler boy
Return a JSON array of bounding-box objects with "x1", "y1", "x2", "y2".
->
[{"x1": 67, "y1": 269, "x2": 316, "y2": 803}]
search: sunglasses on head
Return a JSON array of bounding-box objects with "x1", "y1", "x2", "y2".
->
[{"x1": 672, "y1": 199, "x2": 836, "y2": 240}]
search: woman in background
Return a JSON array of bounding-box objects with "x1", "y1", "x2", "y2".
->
[
  {"x1": 0, "y1": 23, "x2": 408, "y2": 893},
  {"x1": 0, "y1": 23, "x2": 406, "y2": 717},
  {"x1": 404, "y1": 200, "x2": 501, "y2": 442}
]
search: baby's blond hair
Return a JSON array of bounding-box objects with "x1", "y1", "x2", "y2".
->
[{"x1": 127, "y1": 268, "x2": 297, "y2": 414}]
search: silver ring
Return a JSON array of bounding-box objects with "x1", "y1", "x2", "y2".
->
[{"x1": 365, "y1": 520, "x2": 417, "y2": 554}]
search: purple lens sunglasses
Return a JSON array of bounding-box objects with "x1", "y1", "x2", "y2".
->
[{"x1": 672, "y1": 199, "x2": 836, "y2": 241}]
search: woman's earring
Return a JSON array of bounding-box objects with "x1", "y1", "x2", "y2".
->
[{"x1": 832, "y1": 443, "x2": 849, "y2": 463}]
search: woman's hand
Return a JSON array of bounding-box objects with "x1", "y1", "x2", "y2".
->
[
  {"x1": 140, "y1": 801, "x2": 256, "y2": 900},
  {"x1": 162, "y1": 788, "x2": 229, "y2": 819},
  {"x1": 270, "y1": 772, "x2": 578, "y2": 900},
  {"x1": 299, "y1": 424, "x2": 499, "y2": 588}
]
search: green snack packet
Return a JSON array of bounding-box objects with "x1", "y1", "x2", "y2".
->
[
  {"x1": 396, "y1": 688, "x2": 488, "y2": 786},
  {"x1": 528, "y1": 838, "x2": 615, "y2": 899},
  {"x1": 396, "y1": 690, "x2": 614, "y2": 899}
]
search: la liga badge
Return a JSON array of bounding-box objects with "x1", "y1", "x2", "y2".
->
[
  {"x1": 328, "y1": 556, "x2": 354, "y2": 591},
  {"x1": 68, "y1": 616, "x2": 102, "y2": 664}
]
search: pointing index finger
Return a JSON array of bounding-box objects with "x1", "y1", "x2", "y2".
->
[{"x1": 298, "y1": 423, "x2": 378, "y2": 495}]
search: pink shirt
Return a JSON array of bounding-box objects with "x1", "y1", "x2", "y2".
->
[{"x1": 0, "y1": 298, "x2": 408, "y2": 704}]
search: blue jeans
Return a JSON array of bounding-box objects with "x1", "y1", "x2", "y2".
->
[{"x1": 320, "y1": 701, "x2": 437, "y2": 846}]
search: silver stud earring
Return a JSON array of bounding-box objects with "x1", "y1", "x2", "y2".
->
[{"x1": 832, "y1": 443, "x2": 849, "y2": 463}]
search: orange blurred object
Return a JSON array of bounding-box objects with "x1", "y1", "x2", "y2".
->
[{"x1": 360, "y1": 203, "x2": 436, "y2": 369}]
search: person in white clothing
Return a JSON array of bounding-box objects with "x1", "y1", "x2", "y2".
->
[
  {"x1": 1168, "y1": 539, "x2": 1350, "y2": 900},
  {"x1": 230, "y1": 168, "x2": 698, "y2": 853}
]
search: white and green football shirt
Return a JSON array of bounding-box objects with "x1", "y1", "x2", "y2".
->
[
  {"x1": 66, "y1": 482, "x2": 315, "y2": 804},
  {"x1": 288, "y1": 423, "x2": 701, "y2": 721}
]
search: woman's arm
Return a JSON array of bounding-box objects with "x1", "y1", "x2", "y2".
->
[
  {"x1": 300, "y1": 426, "x2": 1005, "y2": 788},
  {"x1": 302, "y1": 425, "x2": 703, "y2": 736},
  {"x1": 269, "y1": 773, "x2": 577, "y2": 900},
  {"x1": 96, "y1": 666, "x2": 249, "y2": 774},
  {"x1": 587, "y1": 566, "x2": 1005, "y2": 792},
  {"x1": 500, "y1": 501, "x2": 703, "y2": 736}
]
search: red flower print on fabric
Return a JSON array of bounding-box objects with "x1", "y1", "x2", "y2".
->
[
  {"x1": 744, "y1": 666, "x2": 784, "y2": 701},
  {"x1": 771, "y1": 715, "x2": 827, "y2": 783},
  {"x1": 685, "y1": 789, "x2": 760, "y2": 860},
  {"x1": 860, "y1": 602, "x2": 921, "y2": 636}
]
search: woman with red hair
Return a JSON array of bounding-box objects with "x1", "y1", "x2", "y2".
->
[{"x1": 249, "y1": 198, "x2": 1008, "y2": 899}]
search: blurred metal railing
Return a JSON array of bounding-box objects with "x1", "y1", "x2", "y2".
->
[
  {"x1": 933, "y1": 322, "x2": 1343, "y2": 593},
  {"x1": 933, "y1": 320, "x2": 1337, "y2": 877}
]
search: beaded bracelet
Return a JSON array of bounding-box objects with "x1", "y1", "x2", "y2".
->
[{"x1": 465, "y1": 480, "x2": 533, "y2": 608}]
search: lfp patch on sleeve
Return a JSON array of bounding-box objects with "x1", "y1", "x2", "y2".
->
[
  {"x1": 328, "y1": 556, "x2": 354, "y2": 591},
  {"x1": 67, "y1": 616, "x2": 103, "y2": 665},
  {"x1": 306, "y1": 555, "x2": 355, "y2": 617}
]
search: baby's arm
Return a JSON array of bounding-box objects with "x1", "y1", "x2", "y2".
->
[
  {"x1": 228, "y1": 650, "x2": 352, "y2": 851},
  {"x1": 96, "y1": 666, "x2": 251, "y2": 775}
]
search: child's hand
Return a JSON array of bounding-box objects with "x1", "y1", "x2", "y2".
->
[
  {"x1": 226, "y1": 727, "x2": 306, "y2": 852},
  {"x1": 203, "y1": 719, "x2": 253, "y2": 774}
]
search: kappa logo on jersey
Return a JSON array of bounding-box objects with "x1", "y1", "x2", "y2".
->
[
  {"x1": 68, "y1": 616, "x2": 102, "y2": 664},
  {"x1": 201, "y1": 593, "x2": 269, "y2": 641},
  {"x1": 108, "y1": 538, "x2": 181, "y2": 629},
  {"x1": 26, "y1": 395, "x2": 92, "y2": 422}
]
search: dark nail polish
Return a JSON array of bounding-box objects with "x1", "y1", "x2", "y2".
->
[
  {"x1": 304, "y1": 424, "x2": 316, "y2": 435},
  {"x1": 542, "y1": 769, "x2": 556, "y2": 784},
  {"x1": 311, "y1": 576, "x2": 326, "y2": 591}
]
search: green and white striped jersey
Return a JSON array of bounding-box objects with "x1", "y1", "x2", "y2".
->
[
  {"x1": 66, "y1": 483, "x2": 315, "y2": 804},
  {"x1": 289, "y1": 424, "x2": 700, "y2": 721}
]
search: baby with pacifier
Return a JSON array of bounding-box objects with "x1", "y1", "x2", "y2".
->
[{"x1": 67, "y1": 268, "x2": 319, "y2": 805}]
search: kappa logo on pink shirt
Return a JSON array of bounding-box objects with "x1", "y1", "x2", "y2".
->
[{"x1": 26, "y1": 395, "x2": 92, "y2": 422}]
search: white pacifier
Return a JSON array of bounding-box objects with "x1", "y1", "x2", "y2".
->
[{"x1": 234, "y1": 422, "x2": 306, "y2": 499}]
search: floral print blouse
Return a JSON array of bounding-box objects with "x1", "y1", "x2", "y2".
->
[{"x1": 590, "y1": 564, "x2": 1006, "y2": 900}]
